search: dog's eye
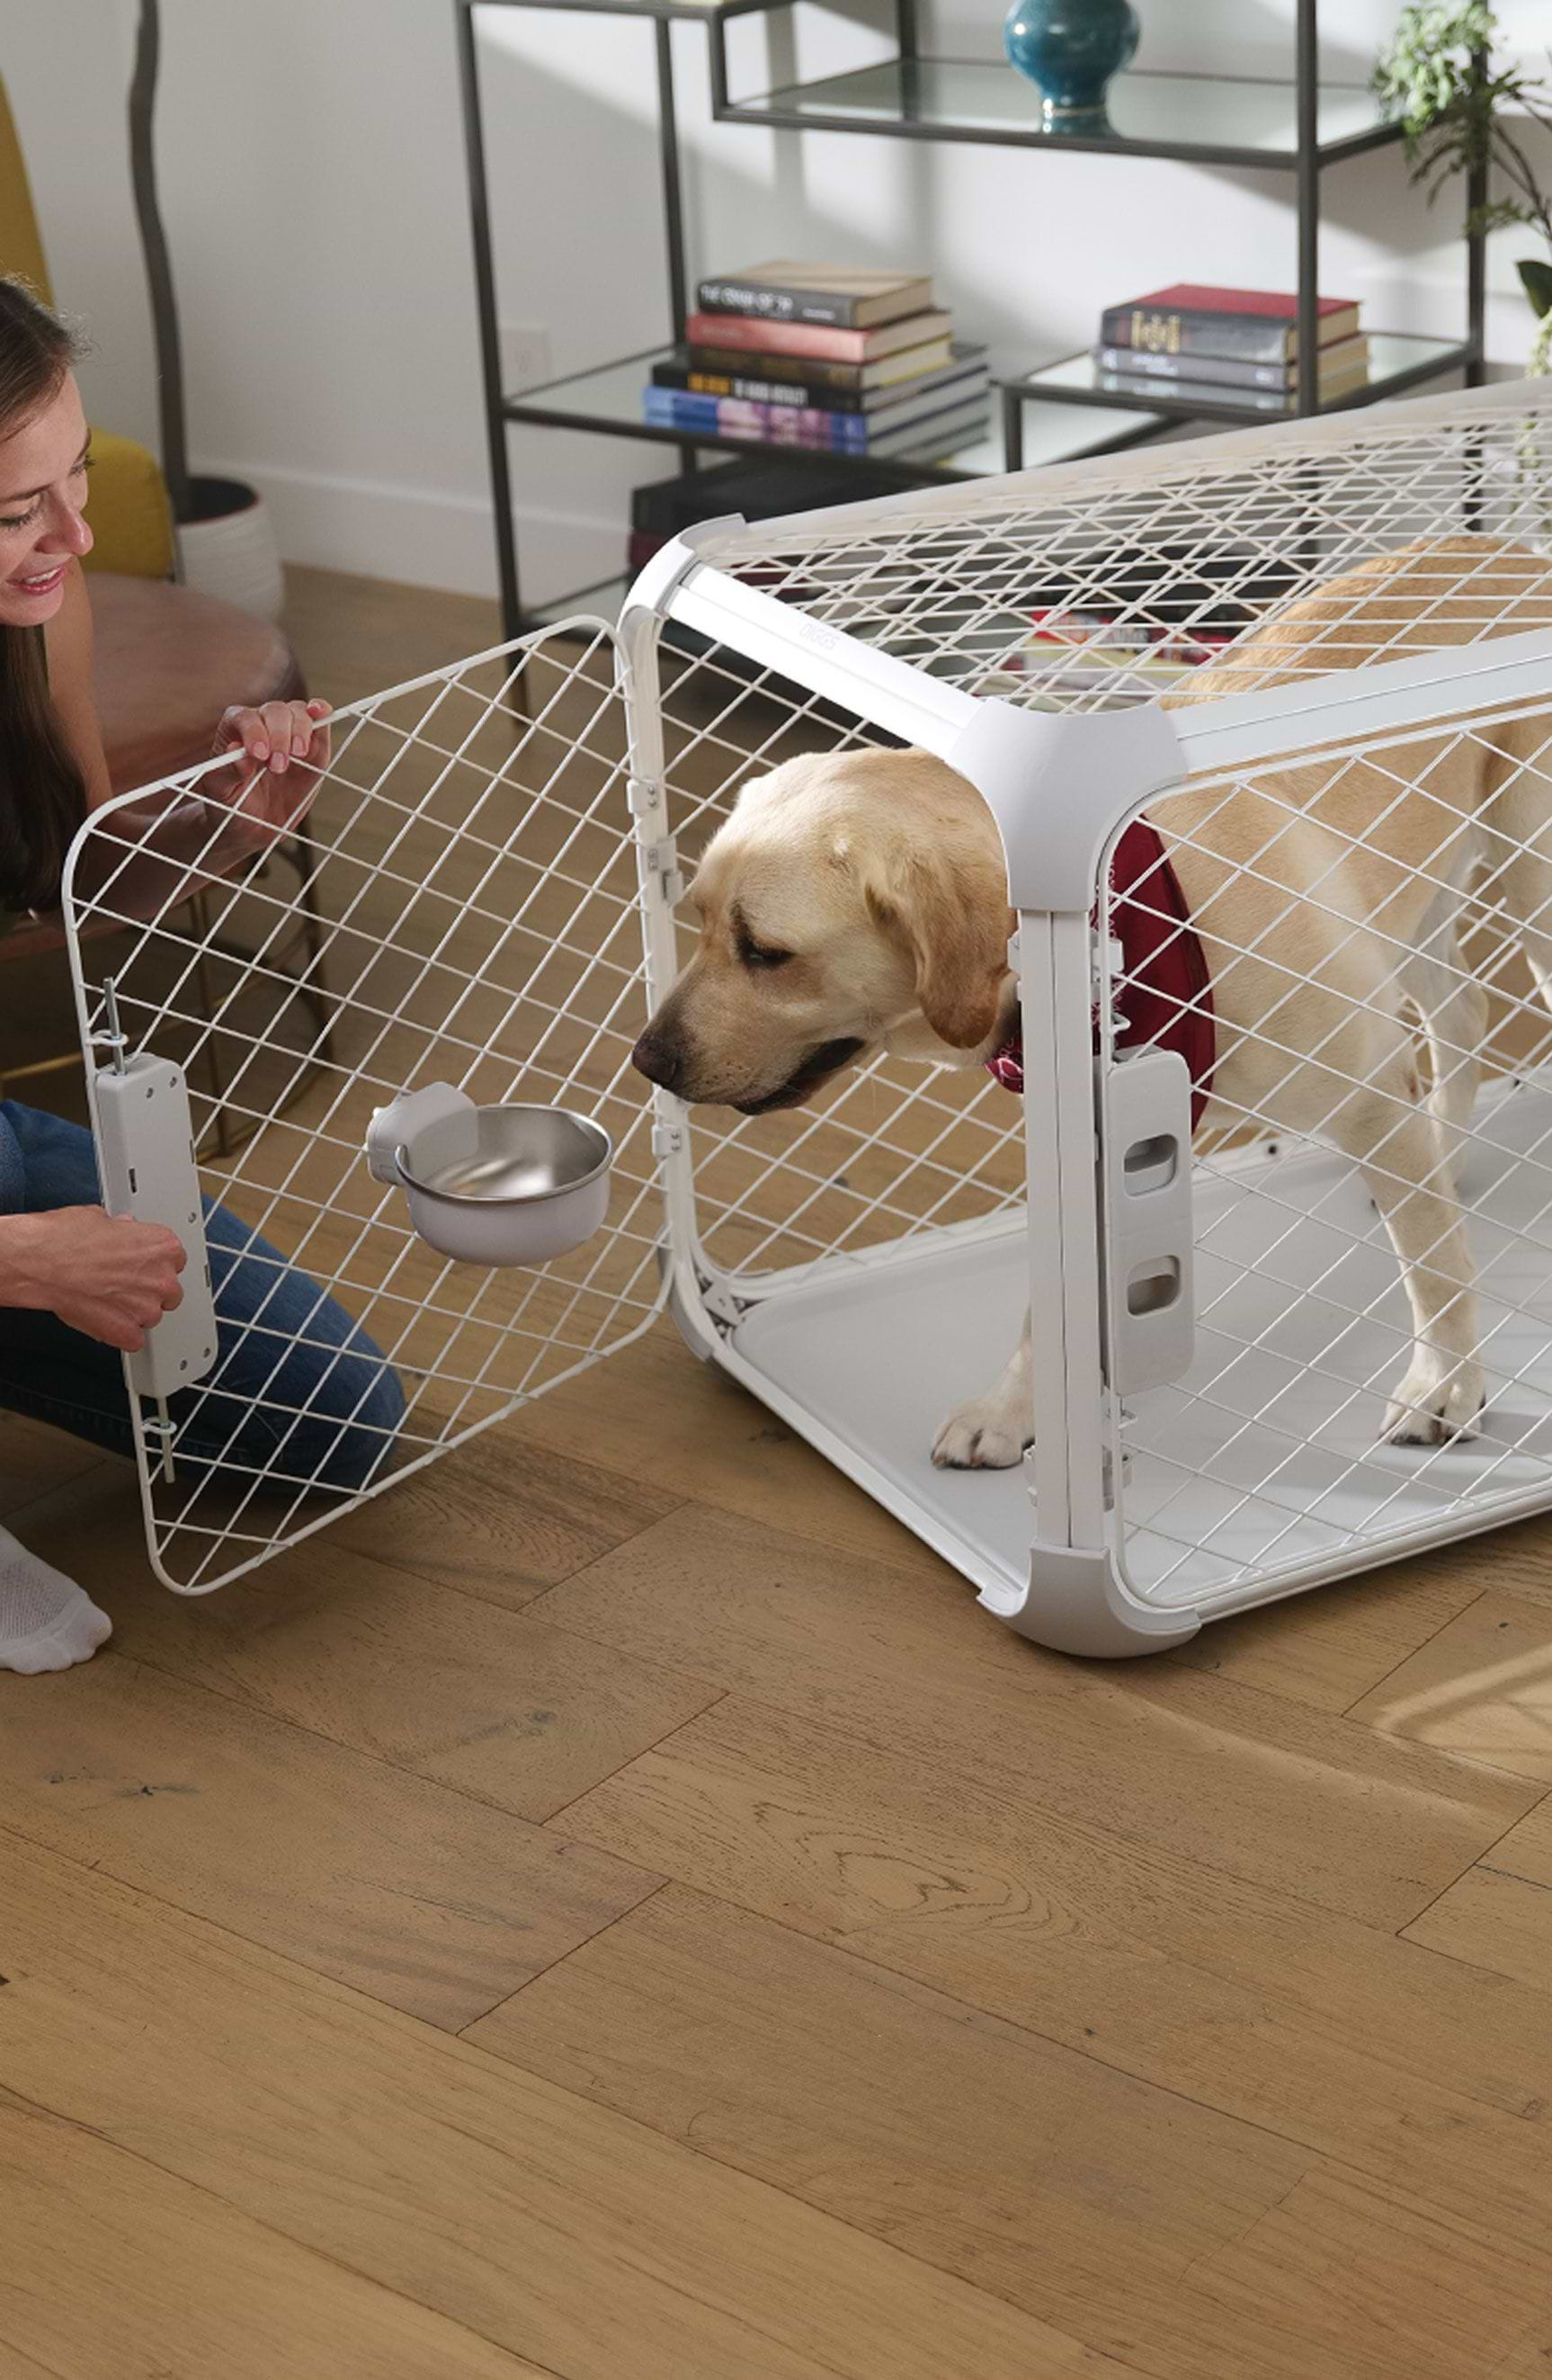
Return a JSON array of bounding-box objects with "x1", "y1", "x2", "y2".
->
[{"x1": 739, "y1": 932, "x2": 792, "y2": 971}]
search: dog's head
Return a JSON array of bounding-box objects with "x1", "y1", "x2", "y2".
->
[{"x1": 631, "y1": 747, "x2": 1012, "y2": 1114}]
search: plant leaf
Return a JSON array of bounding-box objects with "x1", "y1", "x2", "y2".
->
[{"x1": 1520, "y1": 257, "x2": 1552, "y2": 317}]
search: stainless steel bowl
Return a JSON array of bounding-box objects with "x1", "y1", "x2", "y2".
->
[{"x1": 395, "y1": 1104, "x2": 612, "y2": 1265}]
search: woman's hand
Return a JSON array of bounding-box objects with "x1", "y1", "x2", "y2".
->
[
  {"x1": 71, "y1": 695, "x2": 334, "y2": 920},
  {"x1": 206, "y1": 696, "x2": 333, "y2": 843},
  {"x1": 0, "y1": 1207, "x2": 186, "y2": 1352}
]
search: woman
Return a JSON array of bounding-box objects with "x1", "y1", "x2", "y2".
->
[{"x1": 0, "y1": 278, "x2": 403, "y2": 1674}]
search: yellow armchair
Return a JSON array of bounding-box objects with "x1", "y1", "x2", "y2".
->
[
  {"x1": 70, "y1": 426, "x2": 175, "y2": 579},
  {"x1": 0, "y1": 75, "x2": 174, "y2": 580}
]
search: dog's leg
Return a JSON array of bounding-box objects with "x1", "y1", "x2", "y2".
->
[
  {"x1": 1487, "y1": 792, "x2": 1552, "y2": 1055},
  {"x1": 1406, "y1": 891, "x2": 1488, "y2": 1167},
  {"x1": 1325, "y1": 1064, "x2": 1484, "y2": 1444},
  {"x1": 932, "y1": 1316, "x2": 1032, "y2": 1470},
  {"x1": 1400, "y1": 883, "x2": 1487, "y2": 1187}
]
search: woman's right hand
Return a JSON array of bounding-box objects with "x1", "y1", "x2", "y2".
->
[
  {"x1": 202, "y1": 697, "x2": 333, "y2": 851},
  {"x1": 70, "y1": 699, "x2": 334, "y2": 926},
  {"x1": 0, "y1": 1206, "x2": 187, "y2": 1351}
]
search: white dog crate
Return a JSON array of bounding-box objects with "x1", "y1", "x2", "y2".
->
[{"x1": 61, "y1": 379, "x2": 1552, "y2": 1653}]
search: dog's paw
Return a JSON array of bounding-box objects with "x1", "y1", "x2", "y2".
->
[
  {"x1": 932, "y1": 1392, "x2": 1030, "y2": 1472},
  {"x1": 1382, "y1": 1355, "x2": 1485, "y2": 1447}
]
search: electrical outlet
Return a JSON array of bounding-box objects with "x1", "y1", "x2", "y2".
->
[{"x1": 500, "y1": 321, "x2": 552, "y2": 392}]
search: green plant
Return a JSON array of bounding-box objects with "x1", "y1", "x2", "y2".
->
[{"x1": 1373, "y1": 2, "x2": 1552, "y2": 327}]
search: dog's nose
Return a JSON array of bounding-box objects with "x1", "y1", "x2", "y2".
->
[{"x1": 631, "y1": 1025, "x2": 686, "y2": 1094}]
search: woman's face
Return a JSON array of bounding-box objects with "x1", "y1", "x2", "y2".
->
[{"x1": 0, "y1": 371, "x2": 93, "y2": 627}]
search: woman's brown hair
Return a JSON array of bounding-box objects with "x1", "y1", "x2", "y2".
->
[{"x1": 0, "y1": 276, "x2": 87, "y2": 910}]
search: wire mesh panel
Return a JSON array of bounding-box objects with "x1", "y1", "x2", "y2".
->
[
  {"x1": 684, "y1": 384, "x2": 1552, "y2": 704},
  {"x1": 656, "y1": 392, "x2": 1552, "y2": 1315},
  {"x1": 63, "y1": 624, "x2": 664, "y2": 1593},
  {"x1": 651, "y1": 395, "x2": 1552, "y2": 1288},
  {"x1": 651, "y1": 631, "x2": 1028, "y2": 1294},
  {"x1": 1110, "y1": 663, "x2": 1552, "y2": 1614}
]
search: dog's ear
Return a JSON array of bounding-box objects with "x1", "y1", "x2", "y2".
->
[{"x1": 868, "y1": 844, "x2": 1012, "y2": 1051}]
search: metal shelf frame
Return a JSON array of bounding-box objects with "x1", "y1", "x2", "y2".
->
[
  {"x1": 1001, "y1": 335, "x2": 1485, "y2": 465},
  {"x1": 454, "y1": 0, "x2": 743, "y2": 637},
  {"x1": 709, "y1": 48, "x2": 1411, "y2": 169},
  {"x1": 500, "y1": 341, "x2": 1163, "y2": 473},
  {"x1": 455, "y1": 0, "x2": 1490, "y2": 638}
]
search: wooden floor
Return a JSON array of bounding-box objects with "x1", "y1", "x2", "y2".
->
[{"x1": 5, "y1": 568, "x2": 1552, "y2": 2379}]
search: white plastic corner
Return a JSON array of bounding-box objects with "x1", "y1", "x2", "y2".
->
[
  {"x1": 947, "y1": 698, "x2": 1186, "y2": 912},
  {"x1": 618, "y1": 514, "x2": 750, "y2": 634},
  {"x1": 990, "y1": 1543, "x2": 1200, "y2": 1658}
]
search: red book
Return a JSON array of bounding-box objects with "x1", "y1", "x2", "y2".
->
[
  {"x1": 685, "y1": 308, "x2": 952, "y2": 363},
  {"x1": 1100, "y1": 284, "x2": 1360, "y2": 364}
]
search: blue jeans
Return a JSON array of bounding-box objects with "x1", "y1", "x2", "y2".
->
[{"x1": 0, "y1": 1101, "x2": 405, "y2": 1494}]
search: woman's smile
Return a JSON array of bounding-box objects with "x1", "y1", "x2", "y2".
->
[{"x1": 5, "y1": 558, "x2": 69, "y2": 604}]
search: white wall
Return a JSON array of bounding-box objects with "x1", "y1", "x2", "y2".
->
[
  {"x1": 2, "y1": 2, "x2": 152, "y2": 441},
  {"x1": 4, "y1": 0, "x2": 1550, "y2": 606}
]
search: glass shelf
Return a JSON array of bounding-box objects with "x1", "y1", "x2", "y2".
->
[
  {"x1": 713, "y1": 62, "x2": 1404, "y2": 166},
  {"x1": 1003, "y1": 333, "x2": 1477, "y2": 428},
  {"x1": 462, "y1": 0, "x2": 774, "y2": 21},
  {"x1": 505, "y1": 346, "x2": 1169, "y2": 478}
]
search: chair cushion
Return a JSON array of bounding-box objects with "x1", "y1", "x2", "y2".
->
[
  {"x1": 81, "y1": 433, "x2": 177, "y2": 581},
  {"x1": 90, "y1": 571, "x2": 304, "y2": 795}
]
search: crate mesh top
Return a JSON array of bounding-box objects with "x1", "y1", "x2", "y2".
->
[{"x1": 677, "y1": 380, "x2": 1552, "y2": 715}]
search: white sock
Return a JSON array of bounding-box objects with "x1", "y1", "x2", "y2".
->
[{"x1": 0, "y1": 1524, "x2": 111, "y2": 1675}]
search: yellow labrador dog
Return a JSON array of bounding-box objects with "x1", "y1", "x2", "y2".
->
[{"x1": 633, "y1": 541, "x2": 1552, "y2": 1466}]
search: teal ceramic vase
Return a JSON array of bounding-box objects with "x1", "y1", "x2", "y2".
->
[{"x1": 1003, "y1": 0, "x2": 1140, "y2": 124}]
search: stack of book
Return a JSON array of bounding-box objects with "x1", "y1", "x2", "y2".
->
[
  {"x1": 1090, "y1": 283, "x2": 1370, "y2": 413},
  {"x1": 644, "y1": 262, "x2": 990, "y2": 460}
]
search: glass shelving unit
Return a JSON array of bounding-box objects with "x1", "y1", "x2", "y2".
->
[{"x1": 457, "y1": 0, "x2": 1486, "y2": 635}]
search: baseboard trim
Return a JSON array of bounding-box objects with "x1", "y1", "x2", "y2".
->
[{"x1": 195, "y1": 457, "x2": 624, "y2": 605}]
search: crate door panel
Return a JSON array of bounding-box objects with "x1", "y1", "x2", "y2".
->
[{"x1": 62, "y1": 623, "x2": 664, "y2": 1594}]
